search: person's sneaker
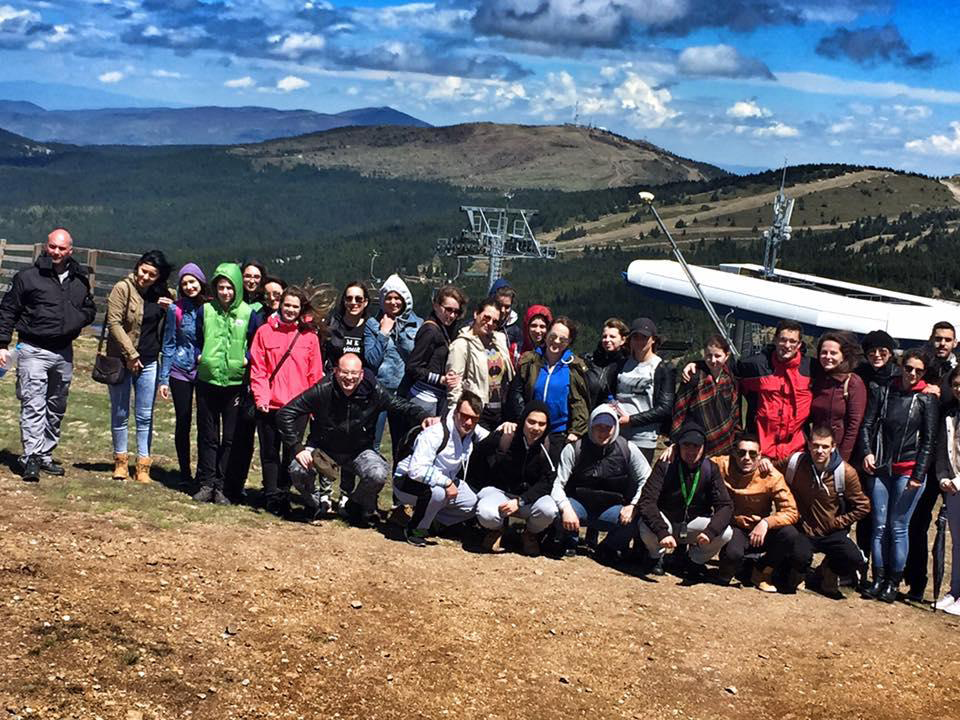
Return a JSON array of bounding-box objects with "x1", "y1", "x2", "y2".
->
[
  {"x1": 21, "y1": 456, "x2": 40, "y2": 483},
  {"x1": 594, "y1": 541, "x2": 620, "y2": 566},
  {"x1": 482, "y1": 529, "x2": 505, "y2": 553},
  {"x1": 751, "y1": 566, "x2": 778, "y2": 593},
  {"x1": 935, "y1": 594, "x2": 957, "y2": 611},
  {"x1": 648, "y1": 556, "x2": 666, "y2": 576},
  {"x1": 213, "y1": 489, "x2": 232, "y2": 506},
  {"x1": 944, "y1": 599, "x2": 960, "y2": 616},
  {"x1": 814, "y1": 566, "x2": 844, "y2": 600},
  {"x1": 337, "y1": 495, "x2": 350, "y2": 517},
  {"x1": 584, "y1": 527, "x2": 600, "y2": 549},
  {"x1": 317, "y1": 495, "x2": 332, "y2": 516},
  {"x1": 37, "y1": 458, "x2": 65, "y2": 476},
  {"x1": 520, "y1": 530, "x2": 541, "y2": 557},
  {"x1": 905, "y1": 585, "x2": 925, "y2": 603},
  {"x1": 405, "y1": 528, "x2": 428, "y2": 548},
  {"x1": 192, "y1": 486, "x2": 215, "y2": 503}
]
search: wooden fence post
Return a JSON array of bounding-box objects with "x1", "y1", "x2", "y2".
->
[
  {"x1": 33, "y1": 243, "x2": 43, "y2": 261},
  {"x1": 87, "y1": 249, "x2": 99, "y2": 296},
  {"x1": 0, "y1": 238, "x2": 6, "y2": 275}
]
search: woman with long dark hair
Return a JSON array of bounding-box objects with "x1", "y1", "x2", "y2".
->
[
  {"x1": 860, "y1": 349, "x2": 938, "y2": 602},
  {"x1": 105, "y1": 250, "x2": 173, "y2": 483},
  {"x1": 325, "y1": 280, "x2": 370, "y2": 371},
  {"x1": 671, "y1": 334, "x2": 739, "y2": 457},
  {"x1": 810, "y1": 331, "x2": 866, "y2": 462},
  {"x1": 158, "y1": 263, "x2": 207, "y2": 486},
  {"x1": 934, "y1": 365, "x2": 960, "y2": 615}
]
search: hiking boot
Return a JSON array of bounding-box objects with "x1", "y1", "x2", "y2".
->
[
  {"x1": 860, "y1": 569, "x2": 886, "y2": 600},
  {"x1": 192, "y1": 486, "x2": 215, "y2": 503},
  {"x1": 904, "y1": 584, "x2": 925, "y2": 603},
  {"x1": 482, "y1": 529, "x2": 505, "y2": 554},
  {"x1": 879, "y1": 572, "x2": 902, "y2": 604},
  {"x1": 135, "y1": 456, "x2": 152, "y2": 484},
  {"x1": 405, "y1": 528, "x2": 428, "y2": 548},
  {"x1": 21, "y1": 456, "x2": 40, "y2": 483},
  {"x1": 520, "y1": 529, "x2": 541, "y2": 557},
  {"x1": 112, "y1": 453, "x2": 129, "y2": 481},
  {"x1": 584, "y1": 527, "x2": 600, "y2": 549},
  {"x1": 815, "y1": 566, "x2": 843, "y2": 600},
  {"x1": 213, "y1": 489, "x2": 232, "y2": 506},
  {"x1": 38, "y1": 458, "x2": 65, "y2": 476},
  {"x1": 648, "y1": 556, "x2": 666, "y2": 576},
  {"x1": 751, "y1": 566, "x2": 778, "y2": 593}
]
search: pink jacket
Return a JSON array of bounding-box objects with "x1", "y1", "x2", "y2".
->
[{"x1": 249, "y1": 315, "x2": 324, "y2": 411}]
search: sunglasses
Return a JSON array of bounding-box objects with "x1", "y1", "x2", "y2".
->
[
  {"x1": 903, "y1": 365, "x2": 924, "y2": 375},
  {"x1": 439, "y1": 305, "x2": 462, "y2": 315},
  {"x1": 345, "y1": 295, "x2": 367, "y2": 303},
  {"x1": 735, "y1": 449, "x2": 759, "y2": 459}
]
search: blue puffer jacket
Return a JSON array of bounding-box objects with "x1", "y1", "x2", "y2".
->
[
  {"x1": 159, "y1": 297, "x2": 202, "y2": 385},
  {"x1": 364, "y1": 274, "x2": 422, "y2": 391}
]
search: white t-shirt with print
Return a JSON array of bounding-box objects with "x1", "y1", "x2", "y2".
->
[{"x1": 615, "y1": 354, "x2": 662, "y2": 449}]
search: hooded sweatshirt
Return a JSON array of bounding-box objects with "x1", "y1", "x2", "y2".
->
[
  {"x1": 249, "y1": 313, "x2": 324, "y2": 411},
  {"x1": 196, "y1": 263, "x2": 256, "y2": 387},
  {"x1": 551, "y1": 404, "x2": 651, "y2": 511},
  {"x1": 489, "y1": 278, "x2": 522, "y2": 365},
  {"x1": 364, "y1": 274, "x2": 422, "y2": 391},
  {"x1": 520, "y1": 304, "x2": 553, "y2": 355},
  {"x1": 160, "y1": 263, "x2": 206, "y2": 385}
]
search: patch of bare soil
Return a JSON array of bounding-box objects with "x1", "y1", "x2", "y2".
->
[{"x1": 0, "y1": 472, "x2": 957, "y2": 720}]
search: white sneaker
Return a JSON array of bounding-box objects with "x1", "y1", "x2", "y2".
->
[
  {"x1": 935, "y1": 594, "x2": 957, "y2": 611},
  {"x1": 337, "y1": 494, "x2": 350, "y2": 517},
  {"x1": 944, "y1": 600, "x2": 960, "y2": 617},
  {"x1": 318, "y1": 495, "x2": 332, "y2": 515}
]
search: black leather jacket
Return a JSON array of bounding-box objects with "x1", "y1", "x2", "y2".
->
[
  {"x1": 600, "y1": 356, "x2": 676, "y2": 436},
  {"x1": 277, "y1": 370, "x2": 427, "y2": 457},
  {"x1": 859, "y1": 381, "x2": 938, "y2": 483}
]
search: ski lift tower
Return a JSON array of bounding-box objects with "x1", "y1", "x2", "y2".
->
[
  {"x1": 761, "y1": 166, "x2": 795, "y2": 278},
  {"x1": 435, "y1": 192, "x2": 556, "y2": 289}
]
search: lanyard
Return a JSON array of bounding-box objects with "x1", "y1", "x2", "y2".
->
[{"x1": 679, "y1": 465, "x2": 701, "y2": 508}]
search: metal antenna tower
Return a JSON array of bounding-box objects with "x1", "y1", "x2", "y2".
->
[
  {"x1": 761, "y1": 164, "x2": 795, "y2": 278},
  {"x1": 435, "y1": 193, "x2": 556, "y2": 289}
]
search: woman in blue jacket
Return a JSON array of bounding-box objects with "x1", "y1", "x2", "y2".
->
[{"x1": 158, "y1": 263, "x2": 207, "y2": 486}]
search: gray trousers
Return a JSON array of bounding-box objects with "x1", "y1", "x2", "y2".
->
[
  {"x1": 289, "y1": 448, "x2": 389, "y2": 512},
  {"x1": 475, "y1": 486, "x2": 558, "y2": 534},
  {"x1": 16, "y1": 343, "x2": 73, "y2": 462},
  {"x1": 638, "y1": 514, "x2": 734, "y2": 565},
  {"x1": 394, "y1": 478, "x2": 478, "y2": 531}
]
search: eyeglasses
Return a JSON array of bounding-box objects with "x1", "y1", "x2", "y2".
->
[
  {"x1": 735, "y1": 449, "x2": 759, "y2": 459},
  {"x1": 903, "y1": 365, "x2": 924, "y2": 375},
  {"x1": 337, "y1": 370, "x2": 363, "y2": 379},
  {"x1": 345, "y1": 295, "x2": 366, "y2": 304},
  {"x1": 439, "y1": 305, "x2": 461, "y2": 315}
]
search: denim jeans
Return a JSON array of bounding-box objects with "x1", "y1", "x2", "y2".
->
[
  {"x1": 108, "y1": 360, "x2": 158, "y2": 457},
  {"x1": 871, "y1": 470, "x2": 924, "y2": 573},
  {"x1": 562, "y1": 497, "x2": 636, "y2": 551}
]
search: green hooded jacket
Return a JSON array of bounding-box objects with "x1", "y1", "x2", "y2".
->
[{"x1": 197, "y1": 263, "x2": 254, "y2": 386}]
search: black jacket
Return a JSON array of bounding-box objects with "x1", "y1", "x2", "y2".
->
[
  {"x1": 935, "y1": 401, "x2": 960, "y2": 483},
  {"x1": 398, "y1": 314, "x2": 451, "y2": 397},
  {"x1": 584, "y1": 343, "x2": 627, "y2": 408},
  {"x1": 0, "y1": 255, "x2": 96, "y2": 351},
  {"x1": 859, "y1": 381, "x2": 938, "y2": 483},
  {"x1": 469, "y1": 429, "x2": 555, "y2": 504},
  {"x1": 277, "y1": 370, "x2": 427, "y2": 457},
  {"x1": 323, "y1": 310, "x2": 366, "y2": 372},
  {"x1": 601, "y1": 355, "x2": 676, "y2": 435},
  {"x1": 638, "y1": 457, "x2": 733, "y2": 541}
]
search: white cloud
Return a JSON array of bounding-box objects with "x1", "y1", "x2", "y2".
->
[
  {"x1": 677, "y1": 44, "x2": 771, "y2": 79},
  {"x1": 829, "y1": 116, "x2": 856, "y2": 134},
  {"x1": 277, "y1": 75, "x2": 310, "y2": 92},
  {"x1": 774, "y1": 71, "x2": 960, "y2": 106},
  {"x1": 350, "y1": 3, "x2": 472, "y2": 34},
  {"x1": 0, "y1": 4, "x2": 39, "y2": 25},
  {"x1": 270, "y1": 32, "x2": 326, "y2": 59},
  {"x1": 530, "y1": 70, "x2": 674, "y2": 128},
  {"x1": 892, "y1": 104, "x2": 931, "y2": 121},
  {"x1": 726, "y1": 100, "x2": 770, "y2": 119},
  {"x1": 613, "y1": 72, "x2": 676, "y2": 128},
  {"x1": 98, "y1": 71, "x2": 124, "y2": 84},
  {"x1": 152, "y1": 69, "x2": 182, "y2": 79},
  {"x1": 754, "y1": 122, "x2": 799, "y2": 138},
  {"x1": 225, "y1": 76, "x2": 256, "y2": 88},
  {"x1": 346, "y1": 86, "x2": 359, "y2": 96},
  {"x1": 905, "y1": 122, "x2": 960, "y2": 157}
]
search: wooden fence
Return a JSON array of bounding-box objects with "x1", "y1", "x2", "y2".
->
[{"x1": 0, "y1": 239, "x2": 142, "y2": 322}]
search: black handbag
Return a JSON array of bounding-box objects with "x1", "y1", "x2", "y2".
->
[{"x1": 91, "y1": 316, "x2": 126, "y2": 385}]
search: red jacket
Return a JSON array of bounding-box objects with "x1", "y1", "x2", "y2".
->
[
  {"x1": 738, "y1": 346, "x2": 812, "y2": 462},
  {"x1": 249, "y1": 315, "x2": 324, "y2": 411},
  {"x1": 810, "y1": 371, "x2": 867, "y2": 461}
]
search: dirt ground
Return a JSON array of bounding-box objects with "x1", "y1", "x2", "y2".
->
[{"x1": 1, "y1": 462, "x2": 958, "y2": 720}]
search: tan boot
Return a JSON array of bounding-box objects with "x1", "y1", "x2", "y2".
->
[
  {"x1": 751, "y1": 565, "x2": 777, "y2": 593},
  {"x1": 135, "y1": 456, "x2": 152, "y2": 484},
  {"x1": 482, "y1": 529, "x2": 505, "y2": 553},
  {"x1": 112, "y1": 453, "x2": 129, "y2": 481}
]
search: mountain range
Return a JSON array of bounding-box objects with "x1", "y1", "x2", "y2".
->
[{"x1": 0, "y1": 101, "x2": 430, "y2": 145}]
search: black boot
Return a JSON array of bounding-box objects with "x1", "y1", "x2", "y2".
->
[
  {"x1": 878, "y1": 571, "x2": 902, "y2": 603},
  {"x1": 861, "y1": 568, "x2": 886, "y2": 599}
]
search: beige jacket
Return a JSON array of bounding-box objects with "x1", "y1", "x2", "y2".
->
[
  {"x1": 105, "y1": 275, "x2": 146, "y2": 361},
  {"x1": 446, "y1": 325, "x2": 514, "y2": 407}
]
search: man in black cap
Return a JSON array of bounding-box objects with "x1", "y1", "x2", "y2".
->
[
  {"x1": 602, "y1": 316, "x2": 675, "y2": 465},
  {"x1": 636, "y1": 421, "x2": 734, "y2": 578}
]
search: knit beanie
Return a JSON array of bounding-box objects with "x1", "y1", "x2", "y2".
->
[{"x1": 861, "y1": 329, "x2": 897, "y2": 353}]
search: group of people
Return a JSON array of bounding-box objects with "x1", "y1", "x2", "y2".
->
[{"x1": 1, "y1": 228, "x2": 959, "y2": 616}]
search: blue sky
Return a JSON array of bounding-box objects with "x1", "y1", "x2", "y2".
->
[{"x1": 3, "y1": 0, "x2": 960, "y2": 174}]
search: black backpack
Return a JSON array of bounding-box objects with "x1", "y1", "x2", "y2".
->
[{"x1": 395, "y1": 420, "x2": 451, "y2": 471}]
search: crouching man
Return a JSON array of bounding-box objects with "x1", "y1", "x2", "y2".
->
[
  {"x1": 774, "y1": 425, "x2": 870, "y2": 598},
  {"x1": 393, "y1": 391, "x2": 488, "y2": 547},
  {"x1": 637, "y1": 421, "x2": 734, "y2": 579},
  {"x1": 277, "y1": 352, "x2": 429, "y2": 525},
  {"x1": 472, "y1": 400, "x2": 559, "y2": 556},
  {"x1": 713, "y1": 432, "x2": 805, "y2": 590},
  {"x1": 551, "y1": 404, "x2": 651, "y2": 562}
]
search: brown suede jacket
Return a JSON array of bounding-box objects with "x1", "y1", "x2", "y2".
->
[{"x1": 711, "y1": 455, "x2": 798, "y2": 531}]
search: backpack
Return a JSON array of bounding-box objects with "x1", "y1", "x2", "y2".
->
[
  {"x1": 785, "y1": 451, "x2": 847, "y2": 513},
  {"x1": 394, "y1": 419, "x2": 451, "y2": 472}
]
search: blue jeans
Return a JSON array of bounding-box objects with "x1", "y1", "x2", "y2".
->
[
  {"x1": 108, "y1": 361, "x2": 158, "y2": 457},
  {"x1": 563, "y1": 497, "x2": 636, "y2": 550},
  {"x1": 871, "y1": 470, "x2": 923, "y2": 573}
]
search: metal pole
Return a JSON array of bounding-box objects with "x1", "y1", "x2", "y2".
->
[{"x1": 645, "y1": 201, "x2": 740, "y2": 358}]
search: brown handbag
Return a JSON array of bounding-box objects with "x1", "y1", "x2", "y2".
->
[{"x1": 91, "y1": 303, "x2": 127, "y2": 385}]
